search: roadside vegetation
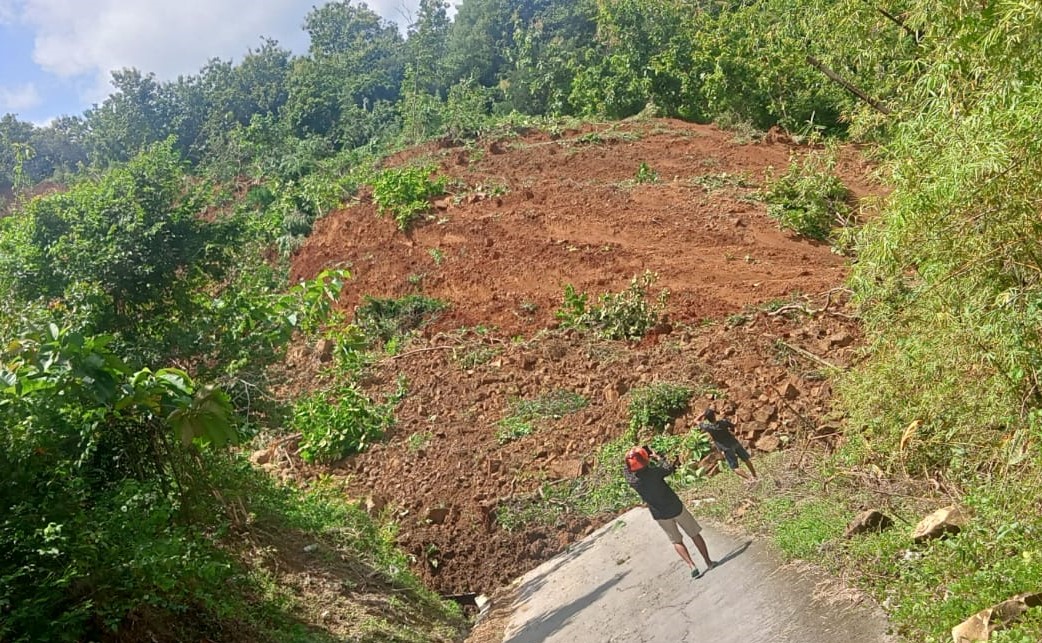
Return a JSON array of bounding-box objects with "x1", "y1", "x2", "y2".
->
[{"x1": 3, "y1": 0, "x2": 1042, "y2": 640}]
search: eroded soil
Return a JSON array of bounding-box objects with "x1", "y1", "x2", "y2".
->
[{"x1": 272, "y1": 119, "x2": 876, "y2": 598}]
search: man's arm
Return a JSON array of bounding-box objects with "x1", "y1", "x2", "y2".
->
[{"x1": 650, "y1": 451, "x2": 676, "y2": 476}]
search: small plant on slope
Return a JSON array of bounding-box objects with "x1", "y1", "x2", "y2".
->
[
  {"x1": 555, "y1": 272, "x2": 667, "y2": 341},
  {"x1": 635, "y1": 161, "x2": 659, "y2": 184},
  {"x1": 372, "y1": 164, "x2": 447, "y2": 230},
  {"x1": 627, "y1": 382, "x2": 693, "y2": 437},
  {"x1": 294, "y1": 385, "x2": 394, "y2": 463},
  {"x1": 763, "y1": 152, "x2": 851, "y2": 241}
]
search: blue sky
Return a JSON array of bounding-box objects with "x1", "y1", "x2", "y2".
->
[{"x1": 0, "y1": 0, "x2": 426, "y2": 125}]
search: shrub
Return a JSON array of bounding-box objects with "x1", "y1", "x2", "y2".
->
[
  {"x1": 372, "y1": 165, "x2": 447, "y2": 230},
  {"x1": 294, "y1": 385, "x2": 394, "y2": 463},
  {"x1": 763, "y1": 153, "x2": 852, "y2": 241},
  {"x1": 627, "y1": 382, "x2": 693, "y2": 436},
  {"x1": 555, "y1": 272, "x2": 667, "y2": 341}
]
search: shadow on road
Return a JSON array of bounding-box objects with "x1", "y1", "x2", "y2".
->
[
  {"x1": 707, "y1": 540, "x2": 752, "y2": 575},
  {"x1": 505, "y1": 570, "x2": 631, "y2": 643},
  {"x1": 513, "y1": 519, "x2": 628, "y2": 604}
]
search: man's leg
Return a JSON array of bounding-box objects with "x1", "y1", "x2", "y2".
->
[
  {"x1": 657, "y1": 518, "x2": 696, "y2": 569},
  {"x1": 722, "y1": 445, "x2": 749, "y2": 479},
  {"x1": 673, "y1": 542, "x2": 697, "y2": 569},
  {"x1": 676, "y1": 508, "x2": 716, "y2": 568},
  {"x1": 690, "y1": 533, "x2": 715, "y2": 568},
  {"x1": 742, "y1": 457, "x2": 758, "y2": 479},
  {"x1": 734, "y1": 443, "x2": 757, "y2": 480}
]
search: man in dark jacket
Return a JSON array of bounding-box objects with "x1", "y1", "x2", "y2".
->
[
  {"x1": 698, "y1": 408, "x2": 758, "y2": 481},
  {"x1": 624, "y1": 446, "x2": 717, "y2": 579}
]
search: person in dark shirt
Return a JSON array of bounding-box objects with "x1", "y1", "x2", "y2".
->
[
  {"x1": 623, "y1": 446, "x2": 717, "y2": 579},
  {"x1": 698, "y1": 408, "x2": 758, "y2": 481}
]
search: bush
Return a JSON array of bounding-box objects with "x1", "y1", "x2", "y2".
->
[
  {"x1": 555, "y1": 272, "x2": 667, "y2": 340},
  {"x1": 763, "y1": 153, "x2": 852, "y2": 241},
  {"x1": 371, "y1": 165, "x2": 447, "y2": 230},
  {"x1": 627, "y1": 382, "x2": 693, "y2": 436},
  {"x1": 294, "y1": 385, "x2": 394, "y2": 463}
]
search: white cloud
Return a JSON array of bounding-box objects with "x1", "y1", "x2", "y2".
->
[
  {"x1": 7, "y1": 0, "x2": 422, "y2": 103},
  {"x1": 0, "y1": 0, "x2": 16, "y2": 23},
  {"x1": 0, "y1": 82, "x2": 42, "y2": 111}
]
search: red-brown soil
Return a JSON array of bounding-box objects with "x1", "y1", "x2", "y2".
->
[{"x1": 276, "y1": 119, "x2": 877, "y2": 598}]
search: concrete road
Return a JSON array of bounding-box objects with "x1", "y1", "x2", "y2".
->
[{"x1": 501, "y1": 508, "x2": 892, "y2": 643}]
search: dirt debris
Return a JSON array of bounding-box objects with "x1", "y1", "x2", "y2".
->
[{"x1": 275, "y1": 119, "x2": 879, "y2": 597}]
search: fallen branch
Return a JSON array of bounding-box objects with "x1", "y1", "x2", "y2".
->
[
  {"x1": 776, "y1": 340, "x2": 843, "y2": 370},
  {"x1": 806, "y1": 55, "x2": 891, "y2": 115}
]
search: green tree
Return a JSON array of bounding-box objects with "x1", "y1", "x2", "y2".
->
[
  {"x1": 284, "y1": 1, "x2": 404, "y2": 146},
  {"x1": 406, "y1": 0, "x2": 452, "y2": 96},
  {"x1": 82, "y1": 68, "x2": 172, "y2": 164},
  {"x1": 0, "y1": 139, "x2": 236, "y2": 359}
]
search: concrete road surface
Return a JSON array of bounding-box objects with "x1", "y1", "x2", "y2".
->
[{"x1": 501, "y1": 507, "x2": 892, "y2": 643}]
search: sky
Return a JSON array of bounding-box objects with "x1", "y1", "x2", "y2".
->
[{"x1": 0, "y1": 0, "x2": 426, "y2": 125}]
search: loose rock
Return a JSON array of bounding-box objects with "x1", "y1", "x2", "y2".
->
[
  {"x1": 843, "y1": 510, "x2": 894, "y2": 538},
  {"x1": 912, "y1": 505, "x2": 969, "y2": 543}
]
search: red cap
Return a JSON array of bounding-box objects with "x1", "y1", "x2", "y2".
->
[{"x1": 625, "y1": 446, "x2": 650, "y2": 472}]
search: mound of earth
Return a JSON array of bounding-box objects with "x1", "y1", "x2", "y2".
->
[{"x1": 276, "y1": 119, "x2": 877, "y2": 597}]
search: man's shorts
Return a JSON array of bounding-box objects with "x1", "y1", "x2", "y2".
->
[
  {"x1": 655, "y1": 506, "x2": 702, "y2": 544},
  {"x1": 716, "y1": 439, "x2": 750, "y2": 470}
]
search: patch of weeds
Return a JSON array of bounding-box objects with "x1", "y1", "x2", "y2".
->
[
  {"x1": 406, "y1": 431, "x2": 433, "y2": 452},
  {"x1": 372, "y1": 164, "x2": 447, "y2": 230},
  {"x1": 568, "y1": 128, "x2": 641, "y2": 147},
  {"x1": 512, "y1": 389, "x2": 588, "y2": 419},
  {"x1": 428, "y1": 247, "x2": 445, "y2": 265},
  {"x1": 453, "y1": 345, "x2": 501, "y2": 369},
  {"x1": 240, "y1": 469, "x2": 466, "y2": 640},
  {"x1": 690, "y1": 172, "x2": 753, "y2": 192},
  {"x1": 495, "y1": 482, "x2": 571, "y2": 532},
  {"x1": 767, "y1": 497, "x2": 846, "y2": 559},
  {"x1": 726, "y1": 313, "x2": 750, "y2": 327},
  {"x1": 406, "y1": 272, "x2": 425, "y2": 288},
  {"x1": 495, "y1": 389, "x2": 588, "y2": 445},
  {"x1": 626, "y1": 382, "x2": 693, "y2": 437},
  {"x1": 763, "y1": 152, "x2": 852, "y2": 241},
  {"x1": 495, "y1": 415, "x2": 535, "y2": 445},
  {"x1": 645, "y1": 431, "x2": 714, "y2": 487},
  {"x1": 635, "y1": 162, "x2": 659, "y2": 184},
  {"x1": 555, "y1": 272, "x2": 667, "y2": 341},
  {"x1": 519, "y1": 300, "x2": 538, "y2": 316},
  {"x1": 354, "y1": 294, "x2": 447, "y2": 345},
  {"x1": 293, "y1": 386, "x2": 395, "y2": 463},
  {"x1": 713, "y1": 112, "x2": 764, "y2": 144}
]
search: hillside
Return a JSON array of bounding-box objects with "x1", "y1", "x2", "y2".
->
[{"x1": 267, "y1": 119, "x2": 877, "y2": 597}]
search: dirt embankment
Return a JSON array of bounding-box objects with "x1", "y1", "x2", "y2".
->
[{"x1": 275, "y1": 119, "x2": 877, "y2": 596}]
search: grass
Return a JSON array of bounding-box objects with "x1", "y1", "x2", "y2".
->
[
  {"x1": 453, "y1": 345, "x2": 501, "y2": 369},
  {"x1": 496, "y1": 428, "x2": 713, "y2": 533},
  {"x1": 691, "y1": 448, "x2": 1042, "y2": 642},
  {"x1": 406, "y1": 431, "x2": 433, "y2": 452},
  {"x1": 495, "y1": 415, "x2": 535, "y2": 445},
  {"x1": 689, "y1": 172, "x2": 753, "y2": 192},
  {"x1": 494, "y1": 389, "x2": 588, "y2": 444}
]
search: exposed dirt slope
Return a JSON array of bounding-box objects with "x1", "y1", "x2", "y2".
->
[{"x1": 280, "y1": 119, "x2": 876, "y2": 597}]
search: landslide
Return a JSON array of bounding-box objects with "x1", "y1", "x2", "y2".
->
[{"x1": 279, "y1": 119, "x2": 878, "y2": 597}]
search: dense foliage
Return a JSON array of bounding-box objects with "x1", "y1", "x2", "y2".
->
[{"x1": 6, "y1": 0, "x2": 1042, "y2": 639}]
